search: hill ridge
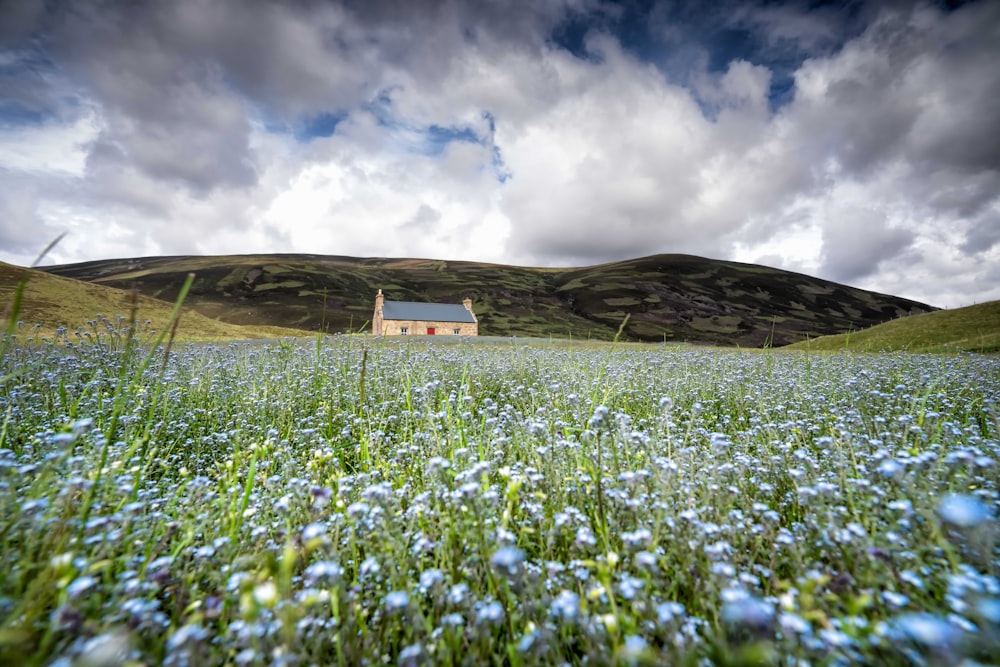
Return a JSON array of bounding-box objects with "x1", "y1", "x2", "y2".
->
[{"x1": 37, "y1": 253, "x2": 936, "y2": 346}]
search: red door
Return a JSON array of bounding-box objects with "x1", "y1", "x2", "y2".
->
[{"x1": 427, "y1": 327, "x2": 436, "y2": 335}]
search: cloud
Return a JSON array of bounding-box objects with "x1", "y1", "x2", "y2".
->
[
  {"x1": 0, "y1": 0, "x2": 45, "y2": 45},
  {"x1": 487, "y1": 39, "x2": 807, "y2": 265},
  {"x1": 785, "y1": 2, "x2": 1000, "y2": 175},
  {"x1": 0, "y1": 109, "x2": 94, "y2": 175},
  {"x1": 0, "y1": 177, "x2": 46, "y2": 256},
  {"x1": 43, "y1": 4, "x2": 258, "y2": 193},
  {"x1": 819, "y1": 204, "x2": 915, "y2": 282},
  {"x1": 402, "y1": 203, "x2": 443, "y2": 232},
  {"x1": 0, "y1": 0, "x2": 998, "y2": 309}
]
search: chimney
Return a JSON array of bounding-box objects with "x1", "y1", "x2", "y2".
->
[
  {"x1": 373, "y1": 289, "x2": 385, "y2": 335},
  {"x1": 463, "y1": 296, "x2": 476, "y2": 323}
]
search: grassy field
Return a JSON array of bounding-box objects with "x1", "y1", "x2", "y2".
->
[
  {"x1": 0, "y1": 262, "x2": 309, "y2": 342},
  {"x1": 788, "y1": 300, "x2": 1000, "y2": 354},
  {"x1": 1, "y1": 324, "x2": 998, "y2": 665}
]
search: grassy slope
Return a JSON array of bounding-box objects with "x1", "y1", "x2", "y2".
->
[
  {"x1": 786, "y1": 300, "x2": 1000, "y2": 353},
  {"x1": 40, "y1": 253, "x2": 936, "y2": 346},
  {"x1": 0, "y1": 262, "x2": 309, "y2": 341}
]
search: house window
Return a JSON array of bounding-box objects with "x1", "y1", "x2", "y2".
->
[
  {"x1": 453, "y1": 329, "x2": 460, "y2": 335},
  {"x1": 400, "y1": 327, "x2": 408, "y2": 335}
]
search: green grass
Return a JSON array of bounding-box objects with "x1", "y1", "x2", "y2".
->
[
  {"x1": 0, "y1": 262, "x2": 310, "y2": 342},
  {"x1": 788, "y1": 300, "x2": 1000, "y2": 353}
]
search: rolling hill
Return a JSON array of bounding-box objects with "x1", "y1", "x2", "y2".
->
[
  {"x1": 38, "y1": 253, "x2": 935, "y2": 346},
  {"x1": 786, "y1": 300, "x2": 1000, "y2": 353},
  {"x1": 0, "y1": 262, "x2": 307, "y2": 341}
]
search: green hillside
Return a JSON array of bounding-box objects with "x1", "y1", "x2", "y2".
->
[
  {"x1": 39, "y1": 253, "x2": 936, "y2": 346},
  {"x1": 1, "y1": 262, "x2": 308, "y2": 341},
  {"x1": 786, "y1": 300, "x2": 1000, "y2": 353}
]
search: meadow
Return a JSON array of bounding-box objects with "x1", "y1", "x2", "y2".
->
[{"x1": 1, "y1": 324, "x2": 998, "y2": 665}]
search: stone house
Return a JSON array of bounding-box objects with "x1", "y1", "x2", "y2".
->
[{"x1": 372, "y1": 289, "x2": 478, "y2": 336}]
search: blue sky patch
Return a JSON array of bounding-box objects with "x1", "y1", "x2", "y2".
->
[
  {"x1": 0, "y1": 102, "x2": 48, "y2": 128},
  {"x1": 296, "y1": 112, "x2": 345, "y2": 141},
  {"x1": 424, "y1": 124, "x2": 478, "y2": 153}
]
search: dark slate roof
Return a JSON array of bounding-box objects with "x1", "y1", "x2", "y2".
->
[{"x1": 381, "y1": 300, "x2": 475, "y2": 323}]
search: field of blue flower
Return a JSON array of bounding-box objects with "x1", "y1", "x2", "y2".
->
[{"x1": 1, "y1": 331, "x2": 998, "y2": 666}]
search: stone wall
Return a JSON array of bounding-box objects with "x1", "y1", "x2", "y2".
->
[{"x1": 380, "y1": 320, "x2": 478, "y2": 336}]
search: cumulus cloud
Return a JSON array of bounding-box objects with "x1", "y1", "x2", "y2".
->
[
  {"x1": 819, "y1": 205, "x2": 915, "y2": 282},
  {"x1": 0, "y1": 180, "x2": 45, "y2": 255},
  {"x1": 0, "y1": 0, "x2": 997, "y2": 308}
]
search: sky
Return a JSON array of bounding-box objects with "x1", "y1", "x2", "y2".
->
[{"x1": 1, "y1": 0, "x2": 998, "y2": 309}]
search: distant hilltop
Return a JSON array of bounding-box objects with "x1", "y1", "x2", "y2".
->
[{"x1": 38, "y1": 253, "x2": 936, "y2": 347}]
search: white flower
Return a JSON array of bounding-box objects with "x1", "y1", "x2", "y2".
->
[{"x1": 252, "y1": 582, "x2": 277, "y2": 607}]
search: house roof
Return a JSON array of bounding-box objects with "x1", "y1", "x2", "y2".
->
[{"x1": 381, "y1": 300, "x2": 476, "y2": 323}]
